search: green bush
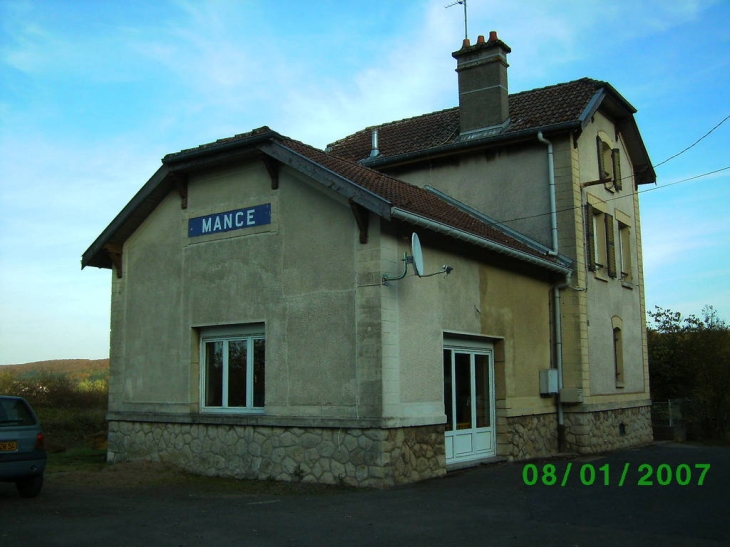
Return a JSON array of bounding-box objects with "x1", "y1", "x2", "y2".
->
[{"x1": 0, "y1": 369, "x2": 108, "y2": 450}]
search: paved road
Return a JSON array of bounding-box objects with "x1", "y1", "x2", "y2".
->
[{"x1": 1, "y1": 442, "x2": 728, "y2": 546}]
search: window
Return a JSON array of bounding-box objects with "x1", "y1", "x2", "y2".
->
[
  {"x1": 585, "y1": 201, "x2": 616, "y2": 279},
  {"x1": 200, "y1": 325, "x2": 265, "y2": 412},
  {"x1": 612, "y1": 317, "x2": 625, "y2": 388},
  {"x1": 618, "y1": 219, "x2": 632, "y2": 283},
  {"x1": 596, "y1": 136, "x2": 622, "y2": 191}
]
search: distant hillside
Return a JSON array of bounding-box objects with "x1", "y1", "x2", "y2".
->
[{"x1": 0, "y1": 359, "x2": 109, "y2": 382}]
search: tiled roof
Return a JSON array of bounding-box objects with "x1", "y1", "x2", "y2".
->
[
  {"x1": 84, "y1": 126, "x2": 568, "y2": 271},
  {"x1": 326, "y1": 78, "x2": 604, "y2": 162},
  {"x1": 277, "y1": 135, "x2": 560, "y2": 263}
]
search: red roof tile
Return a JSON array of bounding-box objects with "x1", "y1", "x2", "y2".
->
[
  {"x1": 326, "y1": 78, "x2": 604, "y2": 162},
  {"x1": 278, "y1": 136, "x2": 559, "y2": 263},
  {"x1": 86, "y1": 125, "x2": 568, "y2": 271}
]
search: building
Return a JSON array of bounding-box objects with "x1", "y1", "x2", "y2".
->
[
  {"x1": 326, "y1": 32, "x2": 656, "y2": 456},
  {"x1": 82, "y1": 32, "x2": 655, "y2": 487}
]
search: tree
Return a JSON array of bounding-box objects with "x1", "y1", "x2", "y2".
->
[{"x1": 647, "y1": 306, "x2": 730, "y2": 438}]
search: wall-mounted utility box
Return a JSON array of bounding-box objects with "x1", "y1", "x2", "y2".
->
[
  {"x1": 539, "y1": 369, "x2": 559, "y2": 396},
  {"x1": 560, "y1": 388, "x2": 584, "y2": 404}
]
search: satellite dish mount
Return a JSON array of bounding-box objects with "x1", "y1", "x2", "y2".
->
[{"x1": 382, "y1": 233, "x2": 454, "y2": 285}]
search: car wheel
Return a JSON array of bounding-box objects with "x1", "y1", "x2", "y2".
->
[{"x1": 16, "y1": 475, "x2": 44, "y2": 498}]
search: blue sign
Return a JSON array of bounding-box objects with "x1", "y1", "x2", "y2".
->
[{"x1": 188, "y1": 203, "x2": 271, "y2": 237}]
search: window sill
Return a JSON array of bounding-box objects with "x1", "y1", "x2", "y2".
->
[
  {"x1": 621, "y1": 280, "x2": 634, "y2": 289},
  {"x1": 200, "y1": 408, "x2": 266, "y2": 416}
]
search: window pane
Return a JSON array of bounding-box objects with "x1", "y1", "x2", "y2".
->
[
  {"x1": 227, "y1": 340, "x2": 247, "y2": 407},
  {"x1": 475, "y1": 354, "x2": 490, "y2": 428},
  {"x1": 205, "y1": 341, "x2": 223, "y2": 407},
  {"x1": 443, "y1": 350, "x2": 453, "y2": 430},
  {"x1": 0, "y1": 399, "x2": 36, "y2": 426},
  {"x1": 454, "y1": 352, "x2": 471, "y2": 430},
  {"x1": 253, "y1": 338, "x2": 266, "y2": 407}
]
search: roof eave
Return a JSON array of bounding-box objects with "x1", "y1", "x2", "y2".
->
[
  {"x1": 360, "y1": 121, "x2": 583, "y2": 169},
  {"x1": 424, "y1": 185, "x2": 573, "y2": 268},
  {"x1": 82, "y1": 131, "x2": 283, "y2": 271},
  {"x1": 81, "y1": 164, "x2": 172, "y2": 269},
  {"x1": 162, "y1": 128, "x2": 281, "y2": 166},
  {"x1": 588, "y1": 85, "x2": 655, "y2": 185},
  {"x1": 391, "y1": 208, "x2": 573, "y2": 276},
  {"x1": 259, "y1": 142, "x2": 392, "y2": 219}
]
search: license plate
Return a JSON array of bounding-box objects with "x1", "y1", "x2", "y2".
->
[{"x1": 0, "y1": 441, "x2": 18, "y2": 451}]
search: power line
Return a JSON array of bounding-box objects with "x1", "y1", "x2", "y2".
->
[
  {"x1": 652, "y1": 114, "x2": 730, "y2": 169},
  {"x1": 638, "y1": 166, "x2": 730, "y2": 195},
  {"x1": 494, "y1": 165, "x2": 730, "y2": 225},
  {"x1": 491, "y1": 114, "x2": 730, "y2": 226}
]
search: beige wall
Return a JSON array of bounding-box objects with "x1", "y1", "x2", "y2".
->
[
  {"x1": 109, "y1": 156, "x2": 562, "y2": 431},
  {"x1": 577, "y1": 113, "x2": 648, "y2": 398},
  {"x1": 381, "y1": 113, "x2": 650, "y2": 407},
  {"x1": 388, "y1": 142, "x2": 554, "y2": 248},
  {"x1": 382, "y1": 230, "x2": 557, "y2": 425},
  {"x1": 110, "y1": 160, "x2": 368, "y2": 421}
]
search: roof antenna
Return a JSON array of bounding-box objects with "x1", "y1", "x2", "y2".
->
[{"x1": 445, "y1": 0, "x2": 468, "y2": 41}]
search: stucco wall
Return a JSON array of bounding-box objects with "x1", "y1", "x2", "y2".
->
[
  {"x1": 382, "y1": 230, "x2": 558, "y2": 428},
  {"x1": 388, "y1": 143, "x2": 553, "y2": 248},
  {"x1": 382, "y1": 115, "x2": 650, "y2": 406},
  {"x1": 110, "y1": 160, "x2": 369, "y2": 421}
]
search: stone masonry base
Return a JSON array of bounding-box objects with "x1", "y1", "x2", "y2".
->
[
  {"x1": 107, "y1": 421, "x2": 446, "y2": 488},
  {"x1": 499, "y1": 413, "x2": 559, "y2": 460},
  {"x1": 107, "y1": 406, "x2": 652, "y2": 486},
  {"x1": 498, "y1": 405, "x2": 653, "y2": 460},
  {"x1": 563, "y1": 405, "x2": 653, "y2": 454}
]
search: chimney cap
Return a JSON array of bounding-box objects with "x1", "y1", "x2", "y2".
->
[{"x1": 452, "y1": 30, "x2": 511, "y2": 56}]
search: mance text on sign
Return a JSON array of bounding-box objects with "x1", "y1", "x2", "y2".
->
[{"x1": 188, "y1": 203, "x2": 271, "y2": 237}]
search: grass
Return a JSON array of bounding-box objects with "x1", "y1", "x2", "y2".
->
[{"x1": 48, "y1": 447, "x2": 108, "y2": 473}]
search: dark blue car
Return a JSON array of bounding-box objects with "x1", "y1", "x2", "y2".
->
[{"x1": 0, "y1": 396, "x2": 47, "y2": 497}]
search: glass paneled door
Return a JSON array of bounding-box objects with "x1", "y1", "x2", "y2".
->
[{"x1": 443, "y1": 345, "x2": 496, "y2": 464}]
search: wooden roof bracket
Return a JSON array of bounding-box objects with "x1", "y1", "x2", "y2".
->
[
  {"x1": 349, "y1": 201, "x2": 369, "y2": 244},
  {"x1": 105, "y1": 244, "x2": 123, "y2": 278},
  {"x1": 262, "y1": 155, "x2": 279, "y2": 190},
  {"x1": 170, "y1": 172, "x2": 188, "y2": 209}
]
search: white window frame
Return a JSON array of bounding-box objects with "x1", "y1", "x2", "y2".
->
[{"x1": 199, "y1": 324, "x2": 265, "y2": 414}]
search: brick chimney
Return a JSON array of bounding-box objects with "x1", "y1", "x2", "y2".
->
[{"x1": 452, "y1": 31, "x2": 511, "y2": 134}]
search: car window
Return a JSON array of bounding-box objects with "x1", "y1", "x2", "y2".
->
[{"x1": 0, "y1": 399, "x2": 37, "y2": 427}]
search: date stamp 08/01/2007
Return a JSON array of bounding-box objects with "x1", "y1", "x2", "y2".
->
[{"x1": 522, "y1": 462, "x2": 711, "y2": 487}]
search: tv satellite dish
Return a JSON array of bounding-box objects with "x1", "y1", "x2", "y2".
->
[{"x1": 411, "y1": 233, "x2": 425, "y2": 277}]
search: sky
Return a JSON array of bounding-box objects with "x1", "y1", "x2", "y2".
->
[{"x1": 0, "y1": 0, "x2": 728, "y2": 365}]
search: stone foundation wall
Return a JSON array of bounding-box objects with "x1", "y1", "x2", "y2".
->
[
  {"x1": 563, "y1": 405, "x2": 653, "y2": 454},
  {"x1": 107, "y1": 420, "x2": 445, "y2": 488},
  {"x1": 499, "y1": 413, "x2": 559, "y2": 460}
]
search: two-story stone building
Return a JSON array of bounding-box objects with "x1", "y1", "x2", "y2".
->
[{"x1": 82, "y1": 32, "x2": 655, "y2": 487}]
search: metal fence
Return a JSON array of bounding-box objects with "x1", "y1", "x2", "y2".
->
[
  {"x1": 651, "y1": 399, "x2": 690, "y2": 428},
  {"x1": 652, "y1": 399, "x2": 727, "y2": 441}
]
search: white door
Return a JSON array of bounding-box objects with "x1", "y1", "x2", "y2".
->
[{"x1": 443, "y1": 345, "x2": 496, "y2": 464}]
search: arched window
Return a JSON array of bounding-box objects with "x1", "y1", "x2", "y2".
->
[
  {"x1": 611, "y1": 316, "x2": 624, "y2": 388},
  {"x1": 596, "y1": 135, "x2": 622, "y2": 191}
]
